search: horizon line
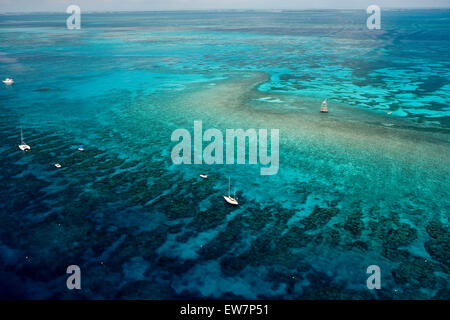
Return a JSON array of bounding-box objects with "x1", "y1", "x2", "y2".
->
[{"x1": 1, "y1": 7, "x2": 450, "y2": 14}]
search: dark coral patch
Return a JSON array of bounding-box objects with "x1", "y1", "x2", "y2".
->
[
  {"x1": 300, "y1": 206, "x2": 340, "y2": 230},
  {"x1": 343, "y1": 210, "x2": 364, "y2": 237}
]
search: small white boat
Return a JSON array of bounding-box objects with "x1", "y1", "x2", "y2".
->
[
  {"x1": 320, "y1": 99, "x2": 328, "y2": 113},
  {"x1": 2, "y1": 78, "x2": 14, "y2": 85},
  {"x1": 54, "y1": 163, "x2": 62, "y2": 168},
  {"x1": 387, "y1": 111, "x2": 392, "y2": 115},
  {"x1": 18, "y1": 129, "x2": 31, "y2": 151},
  {"x1": 223, "y1": 177, "x2": 239, "y2": 206},
  {"x1": 199, "y1": 174, "x2": 208, "y2": 179},
  {"x1": 77, "y1": 146, "x2": 84, "y2": 151}
]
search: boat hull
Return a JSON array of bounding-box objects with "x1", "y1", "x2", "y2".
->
[
  {"x1": 223, "y1": 195, "x2": 238, "y2": 206},
  {"x1": 18, "y1": 144, "x2": 30, "y2": 151}
]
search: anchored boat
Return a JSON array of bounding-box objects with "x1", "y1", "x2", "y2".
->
[
  {"x1": 320, "y1": 99, "x2": 328, "y2": 113},
  {"x1": 18, "y1": 129, "x2": 31, "y2": 151},
  {"x1": 2, "y1": 78, "x2": 14, "y2": 85},
  {"x1": 223, "y1": 177, "x2": 238, "y2": 206}
]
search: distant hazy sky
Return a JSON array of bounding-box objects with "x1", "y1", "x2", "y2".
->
[{"x1": 0, "y1": 0, "x2": 449, "y2": 13}]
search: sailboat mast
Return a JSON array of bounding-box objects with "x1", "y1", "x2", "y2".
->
[
  {"x1": 20, "y1": 128, "x2": 24, "y2": 144},
  {"x1": 228, "y1": 177, "x2": 231, "y2": 197}
]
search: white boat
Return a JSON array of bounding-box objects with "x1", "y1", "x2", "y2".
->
[
  {"x1": 18, "y1": 129, "x2": 31, "y2": 151},
  {"x1": 199, "y1": 174, "x2": 208, "y2": 179},
  {"x1": 77, "y1": 146, "x2": 84, "y2": 151},
  {"x1": 223, "y1": 177, "x2": 238, "y2": 206},
  {"x1": 320, "y1": 99, "x2": 328, "y2": 113},
  {"x1": 2, "y1": 78, "x2": 14, "y2": 85},
  {"x1": 54, "y1": 163, "x2": 62, "y2": 168}
]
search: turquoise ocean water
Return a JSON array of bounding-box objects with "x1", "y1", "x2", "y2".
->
[{"x1": 0, "y1": 10, "x2": 449, "y2": 299}]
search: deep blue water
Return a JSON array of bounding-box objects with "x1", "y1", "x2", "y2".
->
[{"x1": 0, "y1": 10, "x2": 449, "y2": 299}]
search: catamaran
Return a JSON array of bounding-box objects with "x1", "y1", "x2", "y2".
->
[
  {"x1": 18, "y1": 129, "x2": 31, "y2": 151},
  {"x1": 223, "y1": 177, "x2": 238, "y2": 206},
  {"x1": 2, "y1": 78, "x2": 14, "y2": 85},
  {"x1": 320, "y1": 99, "x2": 328, "y2": 113}
]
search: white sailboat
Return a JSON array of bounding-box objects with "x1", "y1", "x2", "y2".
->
[
  {"x1": 2, "y1": 78, "x2": 14, "y2": 85},
  {"x1": 18, "y1": 129, "x2": 31, "y2": 151},
  {"x1": 320, "y1": 99, "x2": 328, "y2": 113},
  {"x1": 223, "y1": 177, "x2": 238, "y2": 206}
]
